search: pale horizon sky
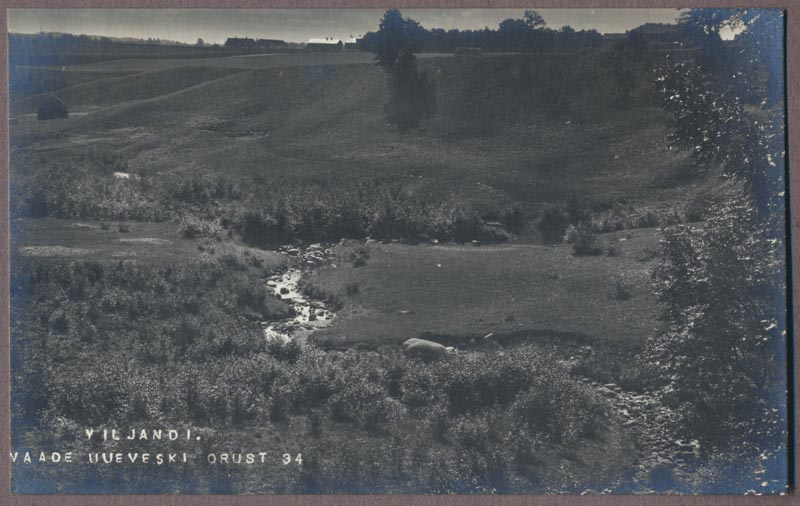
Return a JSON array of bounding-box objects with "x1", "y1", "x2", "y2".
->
[{"x1": 9, "y1": 8, "x2": 684, "y2": 45}]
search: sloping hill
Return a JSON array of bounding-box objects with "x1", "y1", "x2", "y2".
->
[
  {"x1": 11, "y1": 51, "x2": 702, "y2": 213},
  {"x1": 11, "y1": 65, "x2": 246, "y2": 115}
]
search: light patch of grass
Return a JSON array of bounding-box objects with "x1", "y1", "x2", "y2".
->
[
  {"x1": 13, "y1": 217, "x2": 285, "y2": 272},
  {"x1": 305, "y1": 228, "x2": 662, "y2": 351}
]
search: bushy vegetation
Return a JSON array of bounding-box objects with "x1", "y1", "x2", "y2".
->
[
  {"x1": 360, "y1": 9, "x2": 603, "y2": 54},
  {"x1": 11, "y1": 253, "x2": 614, "y2": 493},
  {"x1": 648, "y1": 197, "x2": 785, "y2": 442},
  {"x1": 12, "y1": 160, "x2": 242, "y2": 223},
  {"x1": 645, "y1": 8, "x2": 787, "y2": 477},
  {"x1": 537, "y1": 196, "x2": 690, "y2": 245},
  {"x1": 12, "y1": 258, "x2": 291, "y2": 367},
  {"x1": 234, "y1": 183, "x2": 510, "y2": 246},
  {"x1": 372, "y1": 10, "x2": 438, "y2": 131},
  {"x1": 563, "y1": 223, "x2": 602, "y2": 256},
  {"x1": 11, "y1": 159, "x2": 515, "y2": 245}
]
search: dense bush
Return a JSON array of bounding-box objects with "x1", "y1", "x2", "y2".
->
[
  {"x1": 647, "y1": 197, "x2": 785, "y2": 444},
  {"x1": 564, "y1": 223, "x2": 602, "y2": 256},
  {"x1": 11, "y1": 161, "x2": 241, "y2": 223},
  {"x1": 179, "y1": 215, "x2": 222, "y2": 239},
  {"x1": 11, "y1": 157, "x2": 516, "y2": 245},
  {"x1": 12, "y1": 251, "x2": 613, "y2": 493},
  {"x1": 372, "y1": 10, "x2": 438, "y2": 131},
  {"x1": 538, "y1": 198, "x2": 688, "y2": 243},
  {"x1": 537, "y1": 205, "x2": 571, "y2": 244},
  {"x1": 588, "y1": 203, "x2": 683, "y2": 233},
  {"x1": 13, "y1": 257, "x2": 606, "y2": 446},
  {"x1": 508, "y1": 379, "x2": 601, "y2": 446},
  {"x1": 647, "y1": 9, "x2": 787, "y2": 465},
  {"x1": 12, "y1": 258, "x2": 291, "y2": 366}
]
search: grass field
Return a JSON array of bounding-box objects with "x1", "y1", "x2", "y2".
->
[
  {"x1": 11, "y1": 51, "x2": 709, "y2": 221},
  {"x1": 11, "y1": 217, "x2": 286, "y2": 269},
  {"x1": 306, "y1": 228, "x2": 662, "y2": 350}
]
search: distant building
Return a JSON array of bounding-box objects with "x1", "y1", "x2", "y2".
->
[
  {"x1": 307, "y1": 37, "x2": 344, "y2": 51},
  {"x1": 224, "y1": 37, "x2": 287, "y2": 49},
  {"x1": 344, "y1": 36, "x2": 361, "y2": 50}
]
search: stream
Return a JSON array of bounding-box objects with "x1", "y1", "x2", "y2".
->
[{"x1": 261, "y1": 243, "x2": 337, "y2": 344}]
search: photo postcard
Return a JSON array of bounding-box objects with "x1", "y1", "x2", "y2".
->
[{"x1": 2, "y1": 5, "x2": 794, "y2": 495}]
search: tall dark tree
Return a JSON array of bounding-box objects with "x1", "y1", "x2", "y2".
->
[
  {"x1": 373, "y1": 9, "x2": 424, "y2": 73},
  {"x1": 372, "y1": 10, "x2": 436, "y2": 131},
  {"x1": 523, "y1": 10, "x2": 546, "y2": 30}
]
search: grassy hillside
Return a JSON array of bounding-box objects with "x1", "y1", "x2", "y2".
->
[
  {"x1": 11, "y1": 51, "x2": 706, "y2": 223},
  {"x1": 11, "y1": 66, "x2": 246, "y2": 115},
  {"x1": 9, "y1": 67, "x2": 133, "y2": 100}
]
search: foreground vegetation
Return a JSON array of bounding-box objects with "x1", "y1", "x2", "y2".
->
[{"x1": 11, "y1": 255, "x2": 638, "y2": 493}]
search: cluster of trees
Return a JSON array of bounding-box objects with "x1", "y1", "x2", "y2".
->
[
  {"x1": 365, "y1": 9, "x2": 606, "y2": 129},
  {"x1": 359, "y1": 9, "x2": 602, "y2": 54},
  {"x1": 646, "y1": 9, "x2": 787, "y2": 465},
  {"x1": 370, "y1": 10, "x2": 438, "y2": 131},
  {"x1": 9, "y1": 32, "x2": 179, "y2": 55},
  {"x1": 10, "y1": 32, "x2": 120, "y2": 65},
  {"x1": 9, "y1": 32, "x2": 223, "y2": 66}
]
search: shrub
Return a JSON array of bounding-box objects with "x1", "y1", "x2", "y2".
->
[
  {"x1": 646, "y1": 197, "x2": 786, "y2": 446},
  {"x1": 611, "y1": 280, "x2": 633, "y2": 301},
  {"x1": 337, "y1": 241, "x2": 370, "y2": 268},
  {"x1": 267, "y1": 339, "x2": 303, "y2": 364},
  {"x1": 218, "y1": 252, "x2": 247, "y2": 271},
  {"x1": 236, "y1": 209, "x2": 292, "y2": 248},
  {"x1": 427, "y1": 405, "x2": 450, "y2": 442},
  {"x1": 329, "y1": 378, "x2": 394, "y2": 431},
  {"x1": 537, "y1": 205, "x2": 571, "y2": 243},
  {"x1": 352, "y1": 252, "x2": 369, "y2": 268},
  {"x1": 345, "y1": 282, "x2": 360, "y2": 296},
  {"x1": 269, "y1": 386, "x2": 291, "y2": 423},
  {"x1": 508, "y1": 379, "x2": 601, "y2": 446},
  {"x1": 499, "y1": 206, "x2": 525, "y2": 235},
  {"x1": 450, "y1": 413, "x2": 491, "y2": 450},
  {"x1": 179, "y1": 215, "x2": 221, "y2": 239},
  {"x1": 399, "y1": 361, "x2": 448, "y2": 413},
  {"x1": 564, "y1": 223, "x2": 602, "y2": 256},
  {"x1": 307, "y1": 409, "x2": 325, "y2": 437},
  {"x1": 44, "y1": 361, "x2": 131, "y2": 425}
]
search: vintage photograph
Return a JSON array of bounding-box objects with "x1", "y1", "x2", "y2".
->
[{"x1": 6, "y1": 7, "x2": 790, "y2": 494}]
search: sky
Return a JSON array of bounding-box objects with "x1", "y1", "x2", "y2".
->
[{"x1": 8, "y1": 8, "x2": 684, "y2": 45}]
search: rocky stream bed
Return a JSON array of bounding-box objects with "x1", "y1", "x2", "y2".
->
[{"x1": 261, "y1": 243, "x2": 337, "y2": 344}]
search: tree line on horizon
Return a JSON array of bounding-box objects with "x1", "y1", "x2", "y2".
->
[{"x1": 358, "y1": 9, "x2": 604, "y2": 54}]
